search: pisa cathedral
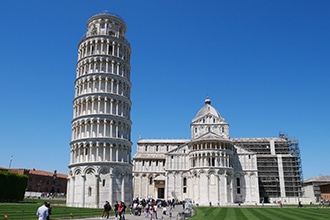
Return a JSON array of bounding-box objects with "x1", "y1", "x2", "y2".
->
[
  {"x1": 67, "y1": 13, "x2": 303, "y2": 207},
  {"x1": 132, "y1": 98, "x2": 303, "y2": 206}
]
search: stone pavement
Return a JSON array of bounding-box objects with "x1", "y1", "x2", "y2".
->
[{"x1": 74, "y1": 205, "x2": 184, "y2": 220}]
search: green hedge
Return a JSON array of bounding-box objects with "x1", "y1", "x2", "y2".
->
[{"x1": 0, "y1": 171, "x2": 28, "y2": 202}]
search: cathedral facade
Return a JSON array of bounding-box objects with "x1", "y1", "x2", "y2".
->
[{"x1": 132, "y1": 98, "x2": 303, "y2": 206}]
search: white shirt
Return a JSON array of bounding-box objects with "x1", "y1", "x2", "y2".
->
[{"x1": 36, "y1": 204, "x2": 49, "y2": 220}]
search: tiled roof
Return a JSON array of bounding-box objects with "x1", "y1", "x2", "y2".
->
[
  {"x1": 29, "y1": 169, "x2": 67, "y2": 178},
  {"x1": 7, "y1": 168, "x2": 67, "y2": 178}
]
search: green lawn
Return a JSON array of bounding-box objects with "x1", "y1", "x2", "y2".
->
[
  {"x1": 0, "y1": 199, "x2": 103, "y2": 220},
  {"x1": 189, "y1": 206, "x2": 330, "y2": 220}
]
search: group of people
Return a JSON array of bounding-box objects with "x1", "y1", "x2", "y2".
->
[
  {"x1": 36, "y1": 198, "x2": 176, "y2": 220},
  {"x1": 36, "y1": 201, "x2": 52, "y2": 220},
  {"x1": 129, "y1": 198, "x2": 176, "y2": 219},
  {"x1": 101, "y1": 201, "x2": 127, "y2": 220},
  {"x1": 102, "y1": 198, "x2": 177, "y2": 220}
]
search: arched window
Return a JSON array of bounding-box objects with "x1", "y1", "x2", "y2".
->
[{"x1": 149, "y1": 177, "x2": 153, "y2": 185}]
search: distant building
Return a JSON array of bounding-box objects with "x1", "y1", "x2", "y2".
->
[
  {"x1": 1, "y1": 168, "x2": 67, "y2": 197},
  {"x1": 320, "y1": 183, "x2": 330, "y2": 202},
  {"x1": 132, "y1": 98, "x2": 303, "y2": 205},
  {"x1": 303, "y1": 176, "x2": 330, "y2": 203}
]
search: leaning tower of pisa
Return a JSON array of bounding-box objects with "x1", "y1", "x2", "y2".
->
[{"x1": 66, "y1": 13, "x2": 133, "y2": 208}]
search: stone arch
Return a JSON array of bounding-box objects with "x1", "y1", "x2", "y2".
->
[
  {"x1": 74, "y1": 167, "x2": 82, "y2": 175},
  {"x1": 99, "y1": 166, "x2": 110, "y2": 175},
  {"x1": 84, "y1": 166, "x2": 96, "y2": 175}
]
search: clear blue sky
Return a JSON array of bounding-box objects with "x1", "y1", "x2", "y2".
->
[{"x1": 0, "y1": 0, "x2": 329, "y2": 180}]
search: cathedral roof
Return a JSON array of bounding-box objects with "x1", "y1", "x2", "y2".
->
[
  {"x1": 133, "y1": 153, "x2": 166, "y2": 159},
  {"x1": 192, "y1": 97, "x2": 222, "y2": 121}
]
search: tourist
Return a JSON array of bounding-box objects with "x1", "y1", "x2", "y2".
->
[
  {"x1": 114, "y1": 201, "x2": 119, "y2": 220},
  {"x1": 153, "y1": 202, "x2": 158, "y2": 219},
  {"x1": 278, "y1": 200, "x2": 282, "y2": 208},
  {"x1": 101, "y1": 201, "x2": 111, "y2": 219},
  {"x1": 36, "y1": 201, "x2": 49, "y2": 220},
  {"x1": 168, "y1": 205, "x2": 173, "y2": 217},
  {"x1": 120, "y1": 201, "x2": 126, "y2": 220}
]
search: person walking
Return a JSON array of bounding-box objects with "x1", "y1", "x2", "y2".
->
[
  {"x1": 101, "y1": 201, "x2": 112, "y2": 219},
  {"x1": 153, "y1": 203, "x2": 158, "y2": 219},
  {"x1": 120, "y1": 201, "x2": 126, "y2": 220},
  {"x1": 36, "y1": 201, "x2": 49, "y2": 220},
  {"x1": 114, "y1": 201, "x2": 119, "y2": 220},
  {"x1": 118, "y1": 202, "x2": 123, "y2": 220}
]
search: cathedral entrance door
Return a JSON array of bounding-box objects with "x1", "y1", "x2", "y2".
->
[{"x1": 158, "y1": 188, "x2": 164, "y2": 199}]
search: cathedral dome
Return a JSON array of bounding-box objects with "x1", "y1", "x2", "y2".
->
[{"x1": 193, "y1": 97, "x2": 221, "y2": 121}]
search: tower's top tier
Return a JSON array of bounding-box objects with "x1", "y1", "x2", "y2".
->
[{"x1": 85, "y1": 13, "x2": 127, "y2": 38}]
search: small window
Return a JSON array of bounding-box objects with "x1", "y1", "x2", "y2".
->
[
  {"x1": 149, "y1": 177, "x2": 153, "y2": 185},
  {"x1": 237, "y1": 178, "x2": 240, "y2": 187},
  {"x1": 183, "y1": 178, "x2": 187, "y2": 186},
  {"x1": 145, "y1": 146, "x2": 148, "y2": 151},
  {"x1": 183, "y1": 187, "x2": 187, "y2": 193},
  {"x1": 222, "y1": 127, "x2": 225, "y2": 133},
  {"x1": 103, "y1": 179, "x2": 106, "y2": 187},
  {"x1": 166, "y1": 146, "x2": 169, "y2": 151},
  {"x1": 237, "y1": 187, "x2": 241, "y2": 194},
  {"x1": 156, "y1": 145, "x2": 159, "y2": 151},
  {"x1": 195, "y1": 127, "x2": 197, "y2": 133},
  {"x1": 109, "y1": 30, "x2": 115, "y2": 36},
  {"x1": 88, "y1": 187, "x2": 92, "y2": 196}
]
